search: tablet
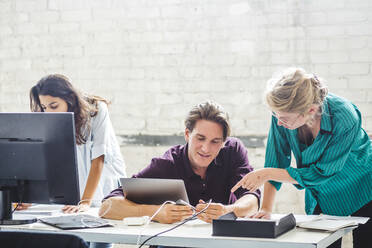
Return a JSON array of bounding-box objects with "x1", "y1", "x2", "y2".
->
[{"x1": 120, "y1": 178, "x2": 190, "y2": 205}]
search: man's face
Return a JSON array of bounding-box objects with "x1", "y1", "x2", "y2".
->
[{"x1": 185, "y1": 120, "x2": 225, "y2": 170}]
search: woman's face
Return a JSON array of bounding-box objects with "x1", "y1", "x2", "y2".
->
[
  {"x1": 38, "y1": 95, "x2": 68, "y2": 112},
  {"x1": 273, "y1": 111, "x2": 307, "y2": 130}
]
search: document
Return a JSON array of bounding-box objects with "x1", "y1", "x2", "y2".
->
[{"x1": 295, "y1": 214, "x2": 369, "y2": 232}]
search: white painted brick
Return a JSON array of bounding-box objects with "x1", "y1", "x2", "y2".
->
[
  {"x1": 2, "y1": 59, "x2": 31, "y2": 71},
  {"x1": 0, "y1": 48, "x2": 21, "y2": 59},
  {"x1": 328, "y1": 11, "x2": 367, "y2": 24},
  {"x1": 367, "y1": 92, "x2": 372, "y2": 102},
  {"x1": 308, "y1": 40, "x2": 328, "y2": 51},
  {"x1": 154, "y1": 93, "x2": 183, "y2": 105},
  {"x1": 0, "y1": 13, "x2": 29, "y2": 25},
  {"x1": 203, "y1": 55, "x2": 235, "y2": 65},
  {"x1": 268, "y1": 27, "x2": 306, "y2": 40},
  {"x1": 150, "y1": 44, "x2": 186, "y2": 54},
  {"x1": 48, "y1": 0, "x2": 88, "y2": 10},
  {"x1": 267, "y1": 13, "x2": 288, "y2": 26},
  {"x1": 128, "y1": 32, "x2": 163, "y2": 43},
  {"x1": 51, "y1": 46, "x2": 83, "y2": 57},
  {"x1": 182, "y1": 93, "x2": 211, "y2": 105},
  {"x1": 80, "y1": 21, "x2": 115, "y2": 32},
  {"x1": 111, "y1": 68, "x2": 146, "y2": 80},
  {"x1": 114, "y1": 116, "x2": 146, "y2": 132},
  {"x1": 348, "y1": 76, "x2": 372, "y2": 89},
  {"x1": 61, "y1": 10, "x2": 91, "y2": 22},
  {"x1": 15, "y1": 23, "x2": 48, "y2": 35},
  {"x1": 332, "y1": 89, "x2": 367, "y2": 103},
  {"x1": 330, "y1": 64, "x2": 370, "y2": 75},
  {"x1": 49, "y1": 23, "x2": 79, "y2": 33},
  {"x1": 84, "y1": 44, "x2": 122, "y2": 56},
  {"x1": 230, "y1": 40, "x2": 255, "y2": 54},
  {"x1": 310, "y1": 51, "x2": 349, "y2": 63},
  {"x1": 346, "y1": 24, "x2": 372, "y2": 36},
  {"x1": 0, "y1": 27, "x2": 13, "y2": 36},
  {"x1": 30, "y1": 11, "x2": 59, "y2": 22},
  {"x1": 144, "y1": 68, "x2": 178, "y2": 80},
  {"x1": 270, "y1": 41, "x2": 288, "y2": 52},
  {"x1": 355, "y1": 103, "x2": 372, "y2": 117},
  {"x1": 163, "y1": 32, "x2": 189, "y2": 42},
  {"x1": 294, "y1": 12, "x2": 327, "y2": 26},
  {"x1": 0, "y1": 1, "x2": 12, "y2": 13},
  {"x1": 92, "y1": 9, "x2": 124, "y2": 20},
  {"x1": 94, "y1": 56, "x2": 131, "y2": 68},
  {"x1": 325, "y1": 77, "x2": 348, "y2": 89},
  {"x1": 147, "y1": 118, "x2": 184, "y2": 134},
  {"x1": 179, "y1": 67, "x2": 203, "y2": 79},
  {"x1": 307, "y1": 26, "x2": 345, "y2": 37},
  {"x1": 16, "y1": 0, "x2": 47, "y2": 12},
  {"x1": 31, "y1": 58, "x2": 64, "y2": 69},
  {"x1": 350, "y1": 49, "x2": 372, "y2": 62},
  {"x1": 126, "y1": 7, "x2": 160, "y2": 18}
]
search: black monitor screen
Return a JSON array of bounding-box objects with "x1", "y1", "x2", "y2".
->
[{"x1": 0, "y1": 113, "x2": 80, "y2": 223}]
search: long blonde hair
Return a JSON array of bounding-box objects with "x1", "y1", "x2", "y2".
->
[{"x1": 265, "y1": 67, "x2": 328, "y2": 115}]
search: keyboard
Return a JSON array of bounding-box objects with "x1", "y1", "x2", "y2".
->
[{"x1": 39, "y1": 214, "x2": 112, "y2": 230}]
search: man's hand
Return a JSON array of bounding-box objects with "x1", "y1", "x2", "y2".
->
[
  {"x1": 153, "y1": 203, "x2": 193, "y2": 224},
  {"x1": 195, "y1": 200, "x2": 228, "y2": 223},
  {"x1": 62, "y1": 202, "x2": 90, "y2": 213}
]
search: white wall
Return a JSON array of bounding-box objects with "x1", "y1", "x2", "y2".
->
[
  {"x1": 2, "y1": 1, "x2": 370, "y2": 247},
  {"x1": 0, "y1": 0, "x2": 371, "y2": 136}
]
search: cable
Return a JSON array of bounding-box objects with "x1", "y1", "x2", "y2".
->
[
  {"x1": 136, "y1": 200, "x2": 175, "y2": 246},
  {"x1": 138, "y1": 199, "x2": 213, "y2": 248},
  {"x1": 78, "y1": 198, "x2": 113, "y2": 228}
]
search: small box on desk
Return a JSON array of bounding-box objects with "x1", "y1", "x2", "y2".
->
[{"x1": 212, "y1": 212, "x2": 296, "y2": 238}]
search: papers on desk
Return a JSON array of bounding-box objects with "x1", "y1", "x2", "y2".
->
[
  {"x1": 13, "y1": 204, "x2": 64, "y2": 216},
  {"x1": 294, "y1": 214, "x2": 369, "y2": 232}
]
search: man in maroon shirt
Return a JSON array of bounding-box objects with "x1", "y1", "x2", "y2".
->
[{"x1": 99, "y1": 101, "x2": 260, "y2": 224}]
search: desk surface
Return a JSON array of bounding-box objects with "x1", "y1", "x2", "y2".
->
[{"x1": 0, "y1": 206, "x2": 355, "y2": 248}]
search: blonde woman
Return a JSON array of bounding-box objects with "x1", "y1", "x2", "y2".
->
[{"x1": 232, "y1": 68, "x2": 371, "y2": 248}]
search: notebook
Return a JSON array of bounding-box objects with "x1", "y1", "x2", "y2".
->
[{"x1": 39, "y1": 214, "x2": 113, "y2": 230}]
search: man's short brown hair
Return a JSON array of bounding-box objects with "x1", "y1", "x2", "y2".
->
[{"x1": 184, "y1": 101, "x2": 231, "y2": 141}]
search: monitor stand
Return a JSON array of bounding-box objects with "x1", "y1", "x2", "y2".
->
[{"x1": 0, "y1": 189, "x2": 37, "y2": 225}]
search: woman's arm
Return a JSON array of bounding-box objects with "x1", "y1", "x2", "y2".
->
[
  {"x1": 231, "y1": 168, "x2": 297, "y2": 194},
  {"x1": 62, "y1": 155, "x2": 104, "y2": 213}
]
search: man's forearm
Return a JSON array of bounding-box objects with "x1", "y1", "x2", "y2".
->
[{"x1": 226, "y1": 194, "x2": 259, "y2": 217}]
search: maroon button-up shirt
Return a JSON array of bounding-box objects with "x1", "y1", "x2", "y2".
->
[{"x1": 104, "y1": 137, "x2": 260, "y2": 206}]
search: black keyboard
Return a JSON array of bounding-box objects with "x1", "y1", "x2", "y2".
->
[{"x1": 39, "y1": 214, "x2": 112, "y2": 230}]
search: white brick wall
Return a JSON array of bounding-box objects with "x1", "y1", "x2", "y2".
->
[{"x1": 0, "y1": 2, "x2": 371, "y2": 246}]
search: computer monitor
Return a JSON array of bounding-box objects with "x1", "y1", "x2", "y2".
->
[{"x1": 0, "y1": 113, "x2": 80, "y2": 225}]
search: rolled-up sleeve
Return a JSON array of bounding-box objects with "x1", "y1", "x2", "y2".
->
[
  {"x1": 91, "y1": 102, "x2": 110, "y2": 160},
  {"x1": 264, "y1": 116, "x2": 292, "y2": 191}
]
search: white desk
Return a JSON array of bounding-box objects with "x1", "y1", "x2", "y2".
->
[{"x1": 0, "y1": 207, "x2": 356, "y2": 248}]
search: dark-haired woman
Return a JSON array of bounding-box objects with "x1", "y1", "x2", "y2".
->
[{"x1": 30, "y1": 74, "x2": 126, "y2": 214}]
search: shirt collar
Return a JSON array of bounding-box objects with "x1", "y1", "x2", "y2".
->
[{"x1": 320, "y1": 97, "x2": 333, "y2": 134}]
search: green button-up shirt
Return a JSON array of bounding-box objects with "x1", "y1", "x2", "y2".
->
[{"x1": 265, "y1": 93, "x2": 372, "y2": 216}]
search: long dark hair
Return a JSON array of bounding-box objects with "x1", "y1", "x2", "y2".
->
[{"x1": 30, "y1": 74, "x2": 110, "y2": 145}]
